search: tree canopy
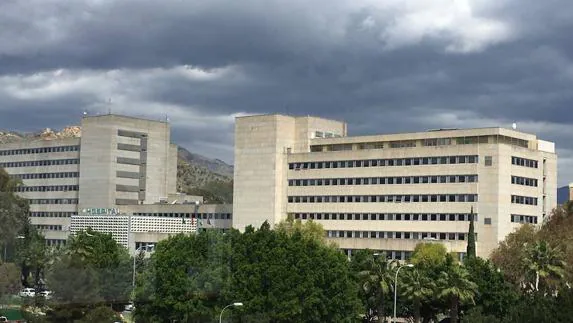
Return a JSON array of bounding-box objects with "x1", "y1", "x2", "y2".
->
[
  {"x1": 0, "y1": 167, "x2": 29, "y2": 263},
  {"x1": 45, "y1": 229, "x2": 132, "y2": 321},
  {"x1": 134, "y1": 222, "x2": 361, "y2": 323}
]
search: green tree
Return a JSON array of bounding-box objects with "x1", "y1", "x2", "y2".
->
[
  {"x1": 133, "y1": 230, "x2": 232, "y2": 323},
  {"x1": 538, "y1": 202, "x2": 573, "y2": 282},
  {"x1": 46, "y1": 254, "x2": 103, "y2": 321},
  {"x1": 229, "y1": 223, "x2": 360, "y2": 323},
  {"x1": 460, "y1": 306, "x2": 498, "y2": 323},
  {"x1": 357, "y1": 253, "x2": 396, "y2": 322},
  {"x1": 275, "y1": 217, "x2": 328, "y2": 244},
  {"x1": 78, "y1": 306, "x2": 122, "y2": 323},
  {"x1": 136, "y1": 224, "x2": 361, "y2": 323},
  {"x1": 490, "y1": 224, "x2": 537, "y2": 286},
  {"x1": 523, "y1": 240, "x2": 565, "y2": 292},
  {"x1": 0, "y1": 263, "x2": 20, "y2": 300},
  {"x1": 466, "y1": 207, "x2": 476, "y2": 259},
  {"x1": 407, "y1": 243, "x2": 450, "y2": 322},
  {"x1": 437, "y1": 264, "x2": 477, "y2": 323},
  {"x1": 410, "y1": 243, "x2": 448, "y2": 268},
  {"x1": 46, "y1": 229, "x2": 132, "y2": 321},
  {"x1": 0, "y1": 167, "x2": 29, "y2": 263},
  {"x1": 462, "y1": 257, "x2": 518, "y2": 320},
  {"x1": 401, "y1": 268, "x2": 436, "y2": 323},
  {"x1": 15, "y1": 225, "x2": 50, "y2": 288}
]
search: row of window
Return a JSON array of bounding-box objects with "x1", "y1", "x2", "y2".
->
[
  {"x1": 345, "y1": 249, "x2": 414, "y2": 261},
  {"x1": 512, "y1": 156, "x2": 539, "y2": 168},
  {"x1": 423, "y1": 138, "x2": 453, "y2": 146},
  {"x1": 132, "y1": 213, "x2": 232, "y2": 220},
  {"x1": 289, "y1": 155, "x2": 479, "y2": 170},
  {"x1": 15, "y1": 185, "x2": 79, "y2": 192},
  {"x1": 288, "y1": 174, "x2": 478, "y2": 187},
  {"x1": 0, "y1": 145, "x2": 80, "y2": 156},
  {"x1": 511, "y1": 176, "x2": 538, "y2": 187},
  {"x1": 314, "y1": 131, "x2": 341, "y2": 138},
  {"x1": 10, "y1": 172, "x2": 79, "y2": 179},
  {"x1": 288, "y1": 194, "x2": 478, "y2": 203},
  {"x1": 344, "y1": 249, "x2": 467, "y2": 261},
  {"x1": 511, "y1": 195, "x2": 538, "y2": 205},
  {"x1": 45, "y1": 239, "x2": 67, "y2": 247},
  {"x1": 293, "y1": 212, "x2": 478, "y2": 222},
  {"x1": 135, "y1": 242, "x2": 156, "y2": 252},
  {"x1": 327, "y1": 230, "x2": 473, "y2": 241},
  {"x1": 29, "y1": 198, "x2": 78, "y2": 205},
  {"x1": 34, "y1": 225, "x2": 63, "y2": 231},
  {"x1": 0, "y1": 158, "x2": 79, "y2": 168},
  {"x1": 511, "y1": 214, "x2": 538, "y2": 224},
  {"x1": 30, "y1": 212, "x2": 76, "y2": 218}
]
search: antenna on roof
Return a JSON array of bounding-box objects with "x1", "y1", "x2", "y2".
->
[{"x1": 512, "y1": 122, "x2": 517, "y2": 130}]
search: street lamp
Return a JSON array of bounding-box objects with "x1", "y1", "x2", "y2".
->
[
  {"x1": 219, "y1": 302, "x2": 243, "y2": 323},
  {"x1": 393, "y1": 264, "x2": 414, "y2": 323}
]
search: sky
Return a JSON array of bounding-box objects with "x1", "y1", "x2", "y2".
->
[{"x1": 1, "y1": 0, "x2": 572, "y2": 185}]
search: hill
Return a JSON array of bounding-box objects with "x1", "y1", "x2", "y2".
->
[{"x1": 176, "y1": 147, "x2": 233, "y2": 204}]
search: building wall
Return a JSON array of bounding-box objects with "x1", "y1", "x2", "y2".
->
[
  {"x1": 0, "y1": 138, "x2": 81, "y2": 243},
  {"x1": 79, "y1": 114, "x2": 174, "y2": 209},
  {"x1": 1, "y1": 114, "x2": 181, "y2": 246},
  {"x1": 233, "y1": 115, "x2": 346, "y2": 231},
  {"x1": 167, "y1": 144, "x2": 178, "y2": 195},
  {"x1": 233, "y1": 114, "x2": 557, "y2": 259},
  {"x1": 72, "y1": 203, "x2": 232, "y2": 254}
]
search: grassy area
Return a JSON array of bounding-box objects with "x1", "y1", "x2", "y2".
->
[{"x1": 0, "y1": 295, "x2": 22, "y2": 307}]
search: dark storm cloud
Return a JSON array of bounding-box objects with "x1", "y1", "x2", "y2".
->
[{"x1": 0, "y1": 0, "x2": 573, "y2": 184}]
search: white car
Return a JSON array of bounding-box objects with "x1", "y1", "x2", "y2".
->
[
  {"x1": 124, "y1": 303, "x2": 135, "y2": 311},
  {"x1": 39, "y1": 290, "x2": 53, "y2": 299},
  {"x1": 19, "y1": 288, "x2": 35, "y2": 297}
]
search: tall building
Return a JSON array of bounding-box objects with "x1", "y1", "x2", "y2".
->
[
  {"x1": 0, "y1": 114, "x2": 231, "y2": 252},
  {"x1": 557, "y1": 184, "x2": 573, "y2": 205},
  {"x1": 233, "y1": 114, "x2": 557, "y2": 259}
]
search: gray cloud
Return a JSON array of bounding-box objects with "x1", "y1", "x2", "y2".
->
[{"x1": 0, "y1": 0, "x2": 572, "y2": 185}]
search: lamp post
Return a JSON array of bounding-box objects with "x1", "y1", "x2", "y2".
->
[
  {"x1": 393, "y1": 264, "x2": 414, "y2": 323},
  {"x1": 194, "y1": 200, "x2": 201, "y2": 233},
  {"x1": 219, "y1": 302, "x2": 243, "y2": 323}
]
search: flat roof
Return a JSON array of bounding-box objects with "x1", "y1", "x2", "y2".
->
[
  {"x1": 82, "y1": 113, "x2": 169, "y2": 124},
  {"x1": 235, "y1": 113, "x2": 345, "y2": 124},
  {"x1": 309, "y1": 127, "x2": 540, "y2": 145}
]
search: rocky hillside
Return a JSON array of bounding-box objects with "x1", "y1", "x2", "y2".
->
[
  {"x1": 176, "y1": 147, "x2": 233, "y2": 203},
  {"x1": 0, "y1": 127, "x2": 81, "y2": 143},
  {"x1": 177, "y1": 147, "x2": 233, "y2": 178},
  {"x1": 0, "y1": 127, "x2": 234, "y2": 204}
]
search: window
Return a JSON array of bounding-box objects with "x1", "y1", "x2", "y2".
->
[
  {"x1": 512, "y1": 156, "x2": 538, "y2": 168},
  {"x1": 484, "y1": 218, "x2": 492, "y2": 225},
  {"x1": 512, "y1": 175, "x2": 538, "y2": 187},
  {"x1": 511, "y1": 214, "x2": 538, "y2": 224},
  {"x1": 485, "y1": 156, "x2": 493, "y2": 166}
]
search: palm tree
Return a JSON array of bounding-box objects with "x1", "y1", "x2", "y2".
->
[
  {"x1": 524, "y1": 240, "x2": 566, "y2": 292},
  {"x1": 401, "y1": 268, "x2": 436, "y2": 323},
  {"x1": 437, "y1": 264, "x2": 477, "y2": 323},
  {"x1": 358, "y1": 253, "x2": 396, "y2": 322}
]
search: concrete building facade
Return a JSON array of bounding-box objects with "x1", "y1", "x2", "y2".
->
[
  {"x1": 233, "y1": 114, "x2": 557, "y2": 259},
  {"x1": 1, "y1": 114, "x2": 230, "y2": 251},
  {"x1": 557, "y1": 184, "x2": 573, "y2": 205}
]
